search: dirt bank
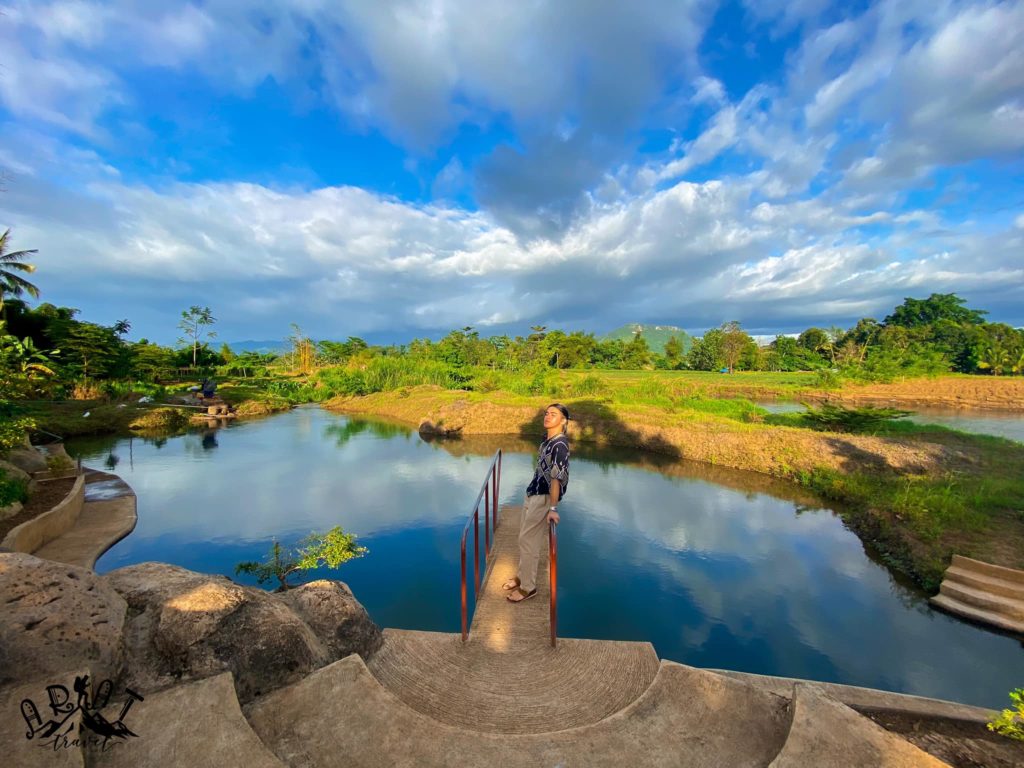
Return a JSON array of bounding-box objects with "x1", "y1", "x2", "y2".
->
[{"x1": 815, "y1": 376, "x2": 1024, "y2": 411}]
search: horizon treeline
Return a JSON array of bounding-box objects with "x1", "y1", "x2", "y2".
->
[{"x1": 2, "y1": 293, "x2": 1023, "y2": 401}]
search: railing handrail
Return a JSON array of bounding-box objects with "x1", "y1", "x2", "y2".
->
[
  {"x1": 549, "y1": 519, "x2": 558, "y2": 648},
  {"x1": 460, "y1": 449, "x2": 502, "y2": 642}
]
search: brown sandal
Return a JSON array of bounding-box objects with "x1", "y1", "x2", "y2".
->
[
  {"x1": 502, "y1": 577, "x2": 520, "y2": 591},
  {"x1": 507, "y1": 587, "x2": 537, "y2": 603}
]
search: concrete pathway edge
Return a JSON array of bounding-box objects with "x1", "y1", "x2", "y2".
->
[{"x1": 712, "y1": 669, "x2": 995, "y2": 723}]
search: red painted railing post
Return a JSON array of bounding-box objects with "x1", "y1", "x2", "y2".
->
[
  {"x1": 549, "y1": 521, "x2": 558, "y2": 648},
  {"x1": 473, "y1": 511, "x2": 480, "y2": 597},
  {"x1": 461, "y1": 539, "x2": 468, "y2": 642},
  {"x1": 459, "y1": 450, "x2": 504, "y2": 643}
]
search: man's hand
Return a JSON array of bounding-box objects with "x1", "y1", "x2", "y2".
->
[{"x1": 547, "y1": 509, "x2": 560, "y2": 525}]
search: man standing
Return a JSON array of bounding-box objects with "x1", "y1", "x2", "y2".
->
[{"x1": 504, "y1": 403, "x2": 570, "y2": 603}]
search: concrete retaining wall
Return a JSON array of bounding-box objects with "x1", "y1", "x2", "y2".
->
[{"x1": 0, "y1": 473, "x2": 85, "y2": 554}]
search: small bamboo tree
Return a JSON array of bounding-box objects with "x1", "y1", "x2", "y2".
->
[{"x1": 235, "y1": 526, "x2": 368, "y2": 591}]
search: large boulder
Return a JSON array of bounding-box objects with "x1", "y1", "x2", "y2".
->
[
  {"x1": 280, "y1": 580, "x2": 383, "y2": 660},
  {"x1": 0, "y1": 553, "x2": 127, "y2": 690},
  {"x1": 5, "y1": 447, "x2": 48, "y2": 474},
  {"x1": 103, "y1": 563, "x2": 379, "y2": 704}
]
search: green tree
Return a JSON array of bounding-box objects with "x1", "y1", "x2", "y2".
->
[
  {"x1": 797, "y1": 327, "x2": 833, "y2": 362},
  {"x1": 62, "y1": 322, "x2": 121, "y2": 379},
  {"x1": 235, "y1": 526, "x2": 368, "y2": 591},
  {"x1": 719, "y1": 321, "x2": 755, "y2": 374},
  {"x1": 0, "y1": 229, "x2": 39, "y2": 317},
  {"x1": 131, "y1": 340, "x2": 175, "y2": 382},
  {"x1": 177, "y1": 305, "x2": 217, "y2": 367},
  {"x1": 884, "y1": 293, "x2": 987, "y2": 328},
  {"x1": 622, "y1": 331, "x2": 652, "y2": 369},
  {"x1": 688, "y1": 329, "x2": 725, "y2": 371},
  {"x1": 664, "y1": 335, "x2": 684, "y2": 369}
]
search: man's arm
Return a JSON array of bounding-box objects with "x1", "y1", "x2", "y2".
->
[{"x1": 547, "y1": 479, "x2": 561, "y2": 524}]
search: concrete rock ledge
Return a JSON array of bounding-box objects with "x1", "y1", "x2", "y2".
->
[
  {"x1": 0, "y1": 554, "x2": 383, "y2": 706},
  {"x1": 1, "y1": 473, "x2": 85, "y2": 554}
]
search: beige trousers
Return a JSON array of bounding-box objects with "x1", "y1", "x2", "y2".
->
[{"x1": 516, "y1": 494, "x2": 551, "y2": 593}]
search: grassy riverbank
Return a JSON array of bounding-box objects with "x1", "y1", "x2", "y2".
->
[{"x1": 325, "y1": 385, "x2": 1024, "y2": 590}]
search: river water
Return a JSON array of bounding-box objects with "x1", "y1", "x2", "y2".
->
[
  {"x1": 757, "y1": 401, "x2": 1024, "y2": 443},
  {"x1": 66, "y1": 407, "x2": 1024, "y2": 709}
]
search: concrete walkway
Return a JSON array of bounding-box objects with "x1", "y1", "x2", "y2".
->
[
  {"x1": 367, "y1": 505, "x2": 660, "y2": 733},
  {"x1": 33, "y1": 469, "x2": 136, "y2": 570}
]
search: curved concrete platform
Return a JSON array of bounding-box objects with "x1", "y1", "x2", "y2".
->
[
  {"x1": 768, "y1": 684, "x2": 950, "y2": 767},
  {"x1": 90, "y1": 672, "x2": 285, "y2": 768},
  {"x1": 246, "y1": 654, "x2": 793, "y2": 768},
  {"x1": 32, "y1": 469, "x2": 137, "y2": 570},
  {"x1": 367, "y1": 628, "x2": 660, "y2": 733}
]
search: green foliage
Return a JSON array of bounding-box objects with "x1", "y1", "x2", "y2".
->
[
  {"x1": 177, "y1": 305, "x2": 217, "y2": 368},
  {"x1": 688, "y1": 328, "x2": 724, "y2": 371},
  {"x1": 128, "y1": 407, "x2": 191, "y2": 431},
  {"x1": 988, "y1": 689, "x2": 1024, "y2": 741},
  {"x1": 235, "y1": 526, "x2": 368, "y2": 591},
  {"x1": 0, "y1": 229, "x2": 39, "y2": 311},
  {"x1": 0, "y1": 414, "x2": 36, "y2": 453},
  {"x1": 885, "y1": 293, "x2": 987, "y2": 328},
  {"x1": 0, "y1": 467, "x2": 29, "y2": 507},
  {"x1": 801, "y1": 402, "x2": 911, "y2": 433}
]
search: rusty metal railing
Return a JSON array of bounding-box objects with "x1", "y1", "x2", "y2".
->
[
  {"x1": 460, "y1": 449, "x2": 502, "y2": 642},
  {"x1": 549, "y1": 519, "x2": 558, "y2": 648}
]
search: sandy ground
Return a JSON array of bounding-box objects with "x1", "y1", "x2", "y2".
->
[{"x1": 818, "y1": 376, "x2": 1024, "y2": 411}]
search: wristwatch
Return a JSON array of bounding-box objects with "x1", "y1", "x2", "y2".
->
[{"x1": 548, "y1": 506, "x2": 558, "y2": 513}]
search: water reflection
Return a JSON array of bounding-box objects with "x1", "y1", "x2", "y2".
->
[
  {"x1": 756, "y1": 400, "x2": 1024, "y2": 442},
  {"x1": 65, "y1": 407, "x2": 1024, "y2": 709}
]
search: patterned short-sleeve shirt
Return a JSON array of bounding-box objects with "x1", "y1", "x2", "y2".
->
[{"x1": 526, "y1": 434, "x2": 570, "y2": 498}]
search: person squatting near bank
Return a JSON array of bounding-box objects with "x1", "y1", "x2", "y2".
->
[{"x1": 504, "y1": 403, "x2": 571, "y2": 603}]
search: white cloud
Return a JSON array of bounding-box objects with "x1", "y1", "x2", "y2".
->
[{"x1": 4, "y1": 131, "x2": 1021, "y2": 342}]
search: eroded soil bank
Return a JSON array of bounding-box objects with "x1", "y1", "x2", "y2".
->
[
  {"x1": 810, "y1": 376, "x2": 1024, "y2": 411},
  {"x1": 325, "y1": 386, "x2": 1024, "y2": 590}
]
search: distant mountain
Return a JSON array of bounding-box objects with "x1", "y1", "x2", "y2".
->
[
  {"x1": 602, "y1": 324, "x2": 692, "y2": 354},
  {"x1": 226, "y1": 340, "x2": 287, "y2": 354}
]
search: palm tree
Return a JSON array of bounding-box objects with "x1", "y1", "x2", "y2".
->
[{"x1": 0, "y1": 228, "x2": 39, "y2": 314}]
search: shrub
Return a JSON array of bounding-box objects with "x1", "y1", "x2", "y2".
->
[
  {"x1": 0, "y1": 468, "x2": 29, "y2": 507},
  {"x1": 0, "y1": 415, "x2": 36, "y2": 454},
  {"x1": 801, "y1": 402, "x2": 911, "y2": 433},
  {"x1": 235, "y1": 526, "x2": 368, "y2": 591},
  {"x1": 128, "y1": 407, "x2": 190, "y2": 431},
  {"x1": 989, "y1": 688, "x2": 1024, "y2": 741},
  {"x1": 234, "y1": 398, "x2": 292, "y2": 417}
]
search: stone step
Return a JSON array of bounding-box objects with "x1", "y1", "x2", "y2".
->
[
  {"x1": 930, "y1": 593, "x2": 1024, "y2": 636},
  {"x1": 938, "y1": 580, "x2": 1024, "y2": 620},
  {"x1": 951, "y1": 554, "x2": 1024, "y2": 585},
  {"x1": 246, "y1": 654, "x2": 792, "y2": 767},
  {"x1": 944, "y1": 565, "x2": 1024, "y2": 601},
  {"x1": 90, "y1": 672, "x2": 285, "y2": 768},
  {"x1": 0, "y1": 670, "x2": 88, "y2": 767},
  {"x1": 768, "y1": 683, "x2": 951, "y2": 767}
]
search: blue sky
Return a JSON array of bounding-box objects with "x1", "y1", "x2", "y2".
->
[{"x1": 1, "y1": 0, "x2": 1022, "y2": 345}]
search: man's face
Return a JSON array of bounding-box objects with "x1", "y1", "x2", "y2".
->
[{"x1": 543, "y1": 407, "x2": 564, "y2": 430}]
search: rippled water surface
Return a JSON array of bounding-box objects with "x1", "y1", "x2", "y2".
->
[{"x1": 67, "y1": 407, "x2": 1024, "y2": 708}]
